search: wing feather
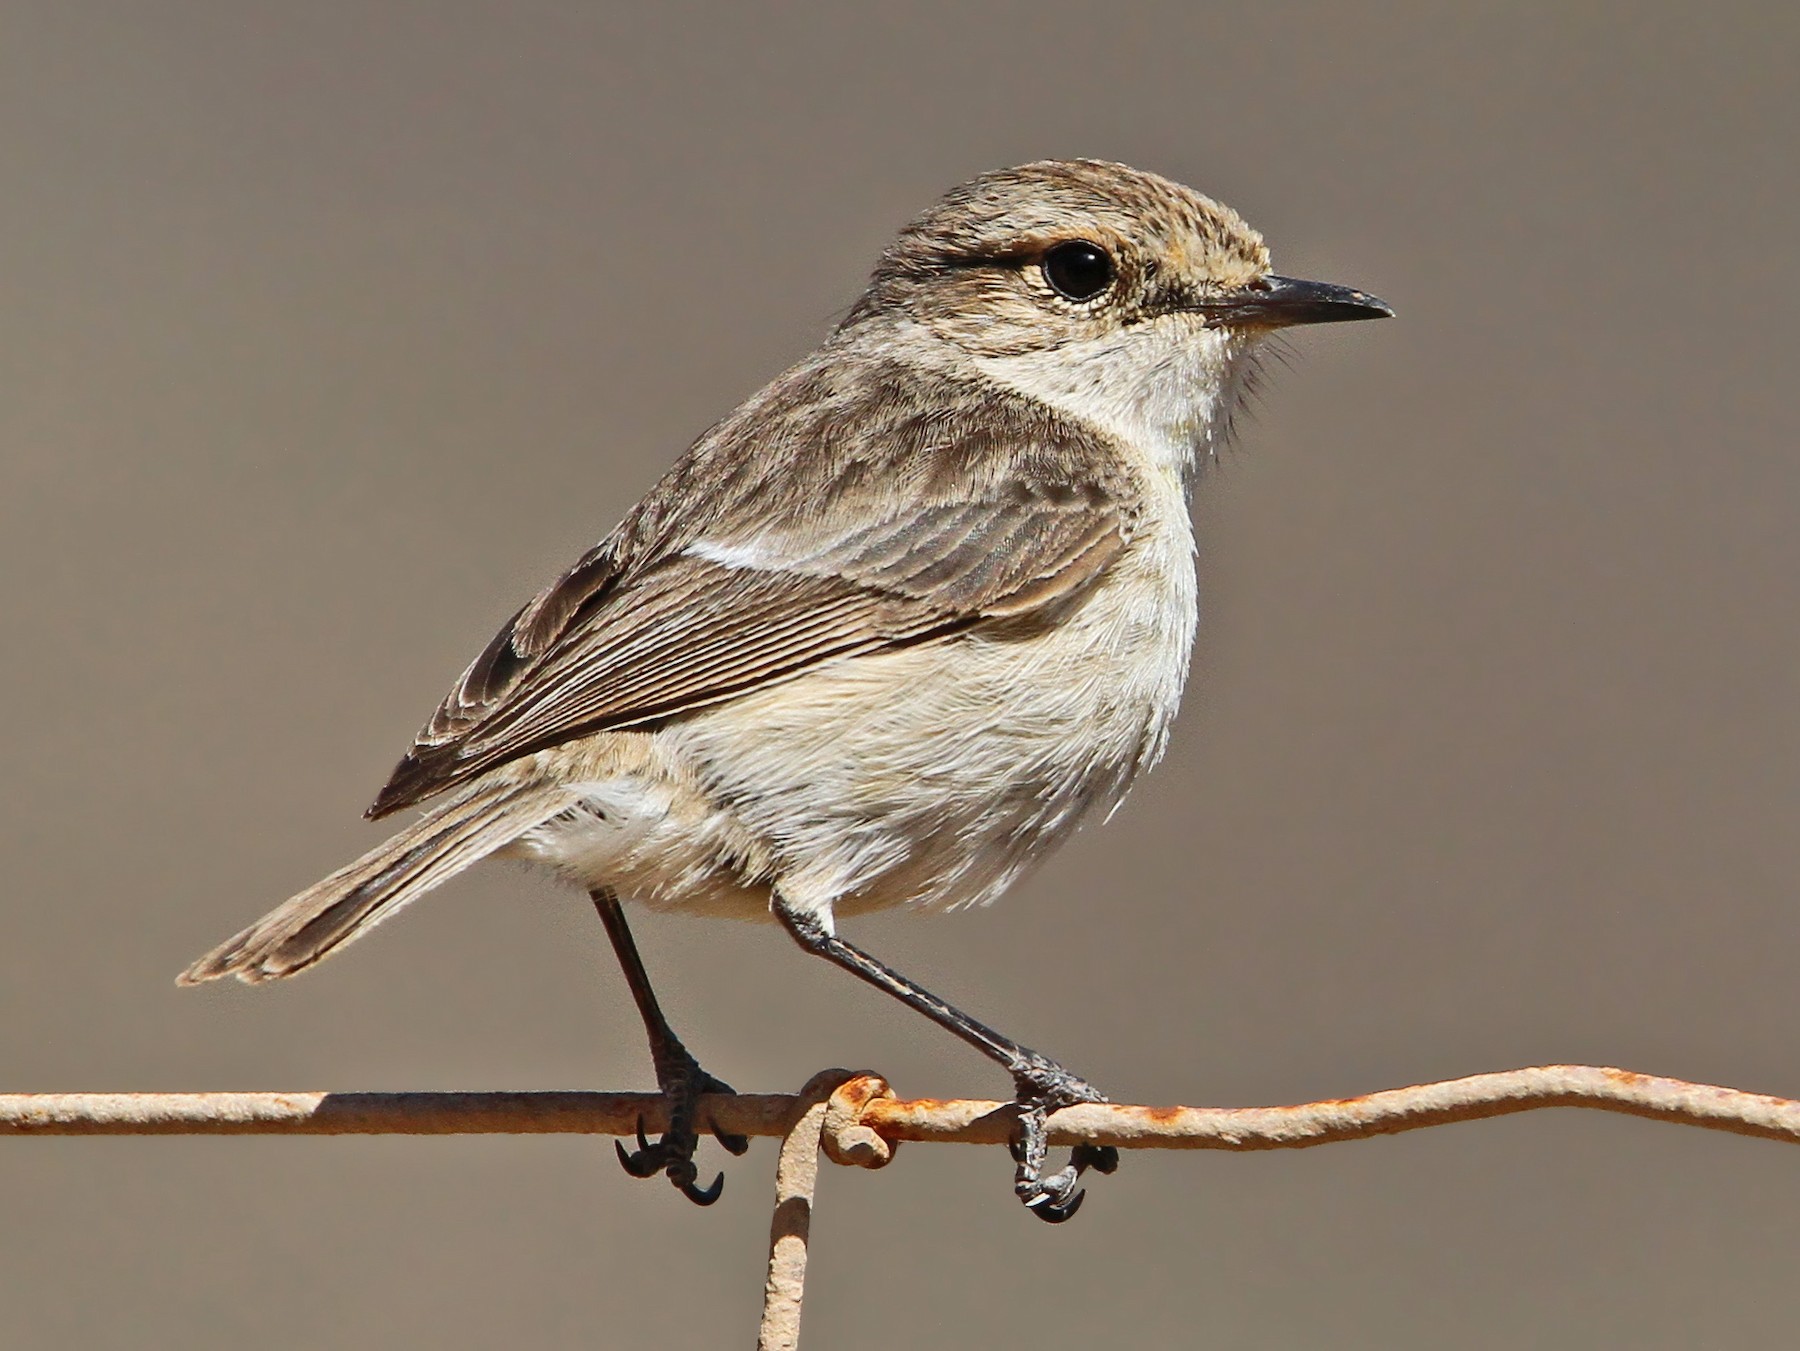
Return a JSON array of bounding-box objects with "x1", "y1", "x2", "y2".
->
[{"x1": 368, "y1": 356, "x2": 1141, "y2": 817}]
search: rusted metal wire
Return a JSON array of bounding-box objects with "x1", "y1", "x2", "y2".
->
[
  {"x1": 11, "y1": 1065, "x2": 1800, "y2": 1351},
  {"x1": 758, "y1": 1070, "x2": 853, "y2": 1351},
  {"x1": 5, "y1": 1066, "x2": 1799, "y2": 1152},
  {"x1": 0, "y1": 1088, "x2": 793, "y2": 1137}
]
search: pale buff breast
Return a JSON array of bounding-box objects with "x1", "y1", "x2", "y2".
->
[
  {"x1": 641, "y1": 489, "x2": 1198, "y2": 921},
  {"x1": 505, "y1": 504, "x2": 1195, "y2": 924}
]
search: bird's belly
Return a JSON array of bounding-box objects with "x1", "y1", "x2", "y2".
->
[
  {"x1": 500, "y1": 737, "x2": 774, "y2": 918},
  {"x1": 659, "y1": 525, "x2": 1198, "y2": 919}
]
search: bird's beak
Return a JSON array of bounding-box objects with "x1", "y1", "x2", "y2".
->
[{"x1": 1194, "y1": 274, "x2": 1394, "y2": 328}]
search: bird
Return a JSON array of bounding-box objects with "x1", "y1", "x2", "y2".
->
[{"x1": 180, "y1": 158, "x2": 1391, "y2": 1221}]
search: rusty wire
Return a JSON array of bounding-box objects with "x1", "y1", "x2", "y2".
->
[
  {"x1": 9, "y1": 1064, "x2": 1800, "y2": 1351},
  {"x1": 6, "y1": 1065, "x2": 1800, "y2": 1149},
  {"x1": 758, "y1": 1070, "x2": 853, "y2": 1351}
]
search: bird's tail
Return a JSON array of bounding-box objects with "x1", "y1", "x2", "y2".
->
[{"x1": 178, "y1": 780, "x2": 569, "y2": 985}]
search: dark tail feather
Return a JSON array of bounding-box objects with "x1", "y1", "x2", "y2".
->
[{"x1": 178, "y1": 782, "x2": 567, "y2": 985}]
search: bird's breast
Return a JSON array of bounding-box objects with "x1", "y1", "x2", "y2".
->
[{"x1": 642, "y1": 490, "x2": 1200, "y2": 918}]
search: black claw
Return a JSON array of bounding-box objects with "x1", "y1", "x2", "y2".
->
[
  {"x1": 1006, "y1": 1061, "x2": 1117, "y2": 1222},
  {"x1": 613, "y1": 1058, "x2": 743, "y2": 1206},
  {"x1": 710, "y1": 1120, "x2": 751, "y2": 1156},
  {"x1": 1028, "y1": 1188, "x2": 1086, "y2": 1223},
  {"x1": 614, "y1": 1117, "x2": 669, "y2": 1178},
  {"x1": 680, "y1": 1172, "x2": 726, "y2": 1206},
  {"x1": 615, "y1": 1143, "x2": 662, "y2": 1178},
  {"x1": 614, "y1": 1138, "x2": 664, "y2": 1180}
]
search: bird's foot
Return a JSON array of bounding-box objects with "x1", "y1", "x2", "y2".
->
[
  {"x1": 615, "y1": 1046, "x2": 747, "y2": 1206},
  {"x1": 1007, "y1": 1055, "x2": 1120, "y2": 1224}
]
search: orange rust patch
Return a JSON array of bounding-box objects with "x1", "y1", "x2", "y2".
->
[{"x1": 831, "y1": 1078, "x2": 888, "y2": 1111}]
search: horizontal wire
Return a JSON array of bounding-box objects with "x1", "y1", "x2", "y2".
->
[{"x1": 4, "y1": 1065, "x2": 1798, "y2": 1158}]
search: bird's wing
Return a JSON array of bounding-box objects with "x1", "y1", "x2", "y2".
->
[{"x1": 368, "y1": 357, "x2": 1139, "y2": 817}]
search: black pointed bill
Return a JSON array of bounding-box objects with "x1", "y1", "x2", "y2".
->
[{"x1": 1190, "y1": 274, "x2": 1394, "y2": 328}]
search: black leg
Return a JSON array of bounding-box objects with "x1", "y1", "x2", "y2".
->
[
  {"x1": 591, "y1": 888, "x2": 747, "y2": 1206},
  {"x1": 774, "y1": 898, "x2": 1119, "y2": 1223}
]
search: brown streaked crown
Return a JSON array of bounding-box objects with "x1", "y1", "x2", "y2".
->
[{"x1": 841, "y1": 159, "x2": 1273, "y2": 353}]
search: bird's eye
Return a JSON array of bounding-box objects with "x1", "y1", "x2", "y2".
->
[{"x1": 1041, "y1": 241, "x2": 1115, "y2": 302}]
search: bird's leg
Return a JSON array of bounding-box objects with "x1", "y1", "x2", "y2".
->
[
  {"x1": 774, "y1": 898, "x2": 1120, "y2": 1223},
  {"x1": 591, "y1": 889, "x2": 747, "y2": 1206}
]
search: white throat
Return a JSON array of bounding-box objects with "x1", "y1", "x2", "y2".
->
[{"x1": 970, "y1": 321, "x2": 1259, "y2": 490}]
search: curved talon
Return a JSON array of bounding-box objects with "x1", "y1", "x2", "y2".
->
[
  {"x1": 679, "y1": 1171, "x2": 726, "y2": 1206},
  {"x1": 1028, "y1": 1188, "x2": 1086, "y2": 1224},
  {"x1": 615, "y1": 1136, "x2": 666, "y2": 1180},
  {"x1": 613, "y1": 1060, "x2": 742, "y2": 1205},
  {"x1": 710, "y1": 1119, "x2": 751, "y2": 1156},
  {"x1": 1007, "y1": 1063, "x2": 1117, "y2": 1221}
]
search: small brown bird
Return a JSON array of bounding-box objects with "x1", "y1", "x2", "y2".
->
[{"x1": 181, "y1": 159, "x2": 1390, "y2": 1220}]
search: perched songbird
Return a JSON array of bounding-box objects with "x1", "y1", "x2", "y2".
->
[{"x1": 181, "y1": 159, "x2": 1391, "y2": 1221}]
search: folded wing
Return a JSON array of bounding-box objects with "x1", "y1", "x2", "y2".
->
[{"x1": 369, "y1": 359, "x2": 1138, "y2": 817}]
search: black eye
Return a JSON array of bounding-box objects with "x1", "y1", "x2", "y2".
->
[{"x1": 1041, "y1": 240, "x2": 1115, "y2": 302}]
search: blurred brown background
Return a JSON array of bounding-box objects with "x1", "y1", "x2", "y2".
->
[{"x1": 3, "y1": 3, "x2": 1797, "y2": 1346}]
